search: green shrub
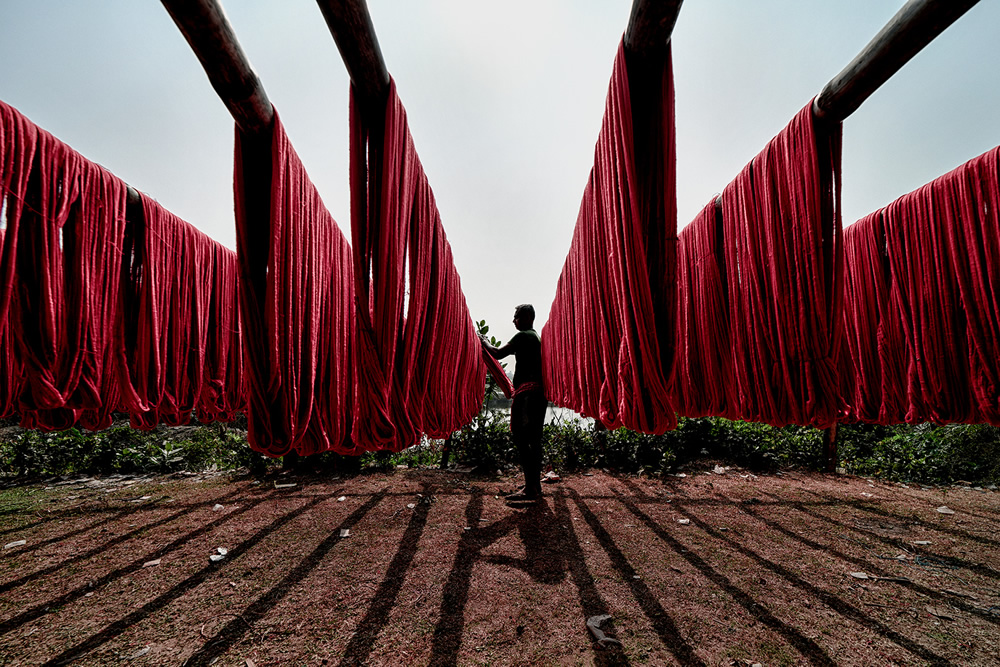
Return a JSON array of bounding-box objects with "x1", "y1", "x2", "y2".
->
[
  {"x1": 1, "y1": 404, "x2": 997, "y2": 487},
  {"x1": 839, "y1": 423, "x2": 1000, "y2": 484},
  {"x1": 705, "y1": 419, "x2": 825, "y2": 471},
  {"x1": 449, "y1": 410, "x2": 514, "y2": 472},
  {"x1": 0, "y1": 419, "x2": 258, "y2": 479}
]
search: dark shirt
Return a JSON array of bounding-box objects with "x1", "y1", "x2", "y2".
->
[{"x1": 507, "y1": 329, "x2": 543, "y2": 388}]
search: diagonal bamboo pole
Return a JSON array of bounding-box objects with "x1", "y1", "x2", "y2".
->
[
  {"x1": 814, "y1": 0, "x2": 981, "y2": 122},
  {"x1": 159, "y1": 0, "x2": 274, "y2": 135},
  {"x1": 314, "y1": 0, "x2": 390, "y2": 112}
]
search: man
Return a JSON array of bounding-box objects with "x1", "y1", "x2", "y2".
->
[{"x1": 480, "y1": 304, "x2": 546, "y2": 501}]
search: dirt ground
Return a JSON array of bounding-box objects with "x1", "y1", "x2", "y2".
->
[{"x1": 0, "y1": 465, "x2": 997, "y2": 666}]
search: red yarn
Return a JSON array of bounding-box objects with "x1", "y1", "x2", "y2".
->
[
  {"x1": 350, "y1": 80, "x2": 485, "y2": 450},
  {"x1": 0, "y1": 102, "x2": 37, "y2": 329},
  {"x1": 714, "y1": 102, "x2": 843, "y2": 429},
  {"x1": 543, "y1": 39, "x2": 677, "y2": 434},
  {"x1": 842, "y1": 146, "x2": 1000, "y2": 424},
  {"x1": 838, "y1": 213, "x2": 908, "y2": 423},
  {"x1": 235, "y1": 109, "x2": 355, "y2": 456},
  {"x1": 0, "y1": 229, "x2": 21, "y2": 419},
  {"x1": 483, "y1": 350, "x2": 513, "y2": 399},
  {"x1": 197, "y1": 241, "x2": 245, "y2": 423},
  {"x1": 671, "y1": 200, "x2": 734, "y2": 418},
  {"x1": 0, "y1": 313, "x2": 20, "y2": 419},
  {"x1": 115, "y1": 194, "x2": 240, "y2": 429},
  {"x1": 7, "y1": 115, "x2": 128, "y2": 431}
]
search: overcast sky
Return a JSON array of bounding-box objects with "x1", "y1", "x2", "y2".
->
[{"x1": 2, "y1": 1, "x2": 998, "y2": 355}]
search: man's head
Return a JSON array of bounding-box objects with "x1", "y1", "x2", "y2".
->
[{"x1": 513, "y1": 303, "x2": 535, "y2": 331}]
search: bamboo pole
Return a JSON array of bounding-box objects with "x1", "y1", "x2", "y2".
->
[
  {"x1": 314, "y1": 0, "x2": 390, "y2": 110},
  {"x1": 813, "y1": 0, "x2": 981, "y2": 122},
  {"x1": 159, "y1": 0, "x2": 273, "y2": 262},
  {"x1": 624, "y1": 0, "x2": 684, "y2": 57},
  {"x1": 159, "y1": 0, "x2": 274, "y2": 135}
]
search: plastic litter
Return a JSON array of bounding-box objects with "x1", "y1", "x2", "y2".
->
[
  {"x1": 925, "y1": 606, "x2": 955, "y2": 620},
  {"x1": 212, "y1": 504, "x2": 224, "y2": 512},
  {"x1": 4, "y1": 540, "x2": 26, "y2": 549},
  {"x1": 586, "y1": 615, "x2": 622, "y2": 649},
  {"x1": 143, "y1": 559, "x2": 161, "y2": 568},
  {"x1": 936, "y1": 506, "x2": 955, "y2": 514},
  {"x1": 340, "y1": 529, "x2": 350, "y2": 538}
]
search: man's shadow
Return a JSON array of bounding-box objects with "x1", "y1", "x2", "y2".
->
[
  {"x1": 430, "y1": 491, "x2": 568, "y2": 667},
  {"x1": 483, "y1": 499, "x2": 567, "y2": 585}
]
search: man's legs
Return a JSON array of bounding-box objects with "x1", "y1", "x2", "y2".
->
[
  {"x1": 509, "y1": 391, "x2": 545, "y2": 499},
  {"x1": 523, "y1": 391, "x2": 547, "y2": 497}
]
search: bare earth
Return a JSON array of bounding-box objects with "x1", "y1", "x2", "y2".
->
[{"x1": 0, "y1": 466, "x2": 997, "y2": 666}]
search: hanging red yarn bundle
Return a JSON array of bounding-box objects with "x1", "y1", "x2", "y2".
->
[
  {"x1": 0, "y1": 231, "x2": 21, "y2": 419},
  {"x1": 0, "y1": 101, "x2": 37, "y2": 329},
  {"x1": 235, "y1": 110, "x2": 355, "y2": 456},
  {"x1": 116, "y1": 194, "x2": 241, "y2": 428},
  {"x1": 841, "y1": 146, "x2": 1000, "y2": 424},
  {"x1": 197, "y1": 241, "x2": 245, "y2": 423},
  {"x1": 1, "y1": 100, "x2": 245, "y2": 431},
  {"x1": 349, "y1": 80, "x2": 485, "y2": 451},
  {"x1": 670, "y1": 199, "x2": 735, "y2": 418},
  {"x1": 543, "y1": 39, "x2": 677, "y2": 434},
  {"x1": 482, "y1": 350, "x2": 513, "y2": 399},
  {"x1": 712, "y1": 102, "x2": 843, "y2": 429},
  {"x1": 6, "y1": 113, "x2": 128, "y2": 431},
  {"x1": 838, "y1": 212, "x2": 908, "y2": 423}
]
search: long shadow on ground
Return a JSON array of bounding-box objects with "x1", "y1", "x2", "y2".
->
[
  {"x1": 747, "y1": 489, "x2": 1000, "y2": 624},
  {"x1": 614, "y1": 479, "x2": 836, "y2": 665},
  {"x1": 0, "y1": 488, "x2": 286, "y2": 638},
  {"x1": 187, "y1": 489, "x2": 388, "y2": 667},
  {"x1": 655, "y1": 481, "x2": 951, "y2": 664},
  {"x1": 0, "y1": 487, "x2": 251, "y2": 596},
  {"x1": 41, "y1": 493, "x2": 333, "y2": 666}
]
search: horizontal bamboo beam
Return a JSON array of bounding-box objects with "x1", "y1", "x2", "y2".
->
[
  {"x1": 315, "y1": 0, "x2": 390, "y2": 110},
  {"x1": 624, "y1": 0, "x2": 684, "y2": 58},
  {"x1": 159, "y1": 0, "x2": 274, "y2": 135},
  {"x1": 813, "y1": 0, "x2": 980, "y2": 122}
]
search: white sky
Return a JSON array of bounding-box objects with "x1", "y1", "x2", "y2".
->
[{"x1": 2, "y1": 1, "x2": 998, "y2": 353}]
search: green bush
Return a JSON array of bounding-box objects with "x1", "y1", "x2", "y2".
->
[
  {"x1": 0, "y1": 420, "x2": 259, "y2": 479},
  {"x1": 705, "y1": 419, "x2": 825, "y2": 471},
  {"x1": 449, "y1": 410, "x2": 514, "y2": 472},
  {"x1": 839, "y1": 422, "x2": 1000, "y2": 484},
  {"x1": 2, "y1": 404, "x2": 997, "y2": 487}
]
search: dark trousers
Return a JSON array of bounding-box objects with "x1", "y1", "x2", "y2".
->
[{"x1": 511, "y1": 388, "x2": 547, "y2": 494}]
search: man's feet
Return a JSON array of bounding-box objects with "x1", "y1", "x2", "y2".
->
[
  {"x1": 501, "y1": 485, "x2": 527, "y2": 498},
  {"x1": 505, "y1": 492, "x2": 540, "y2": 503}
]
